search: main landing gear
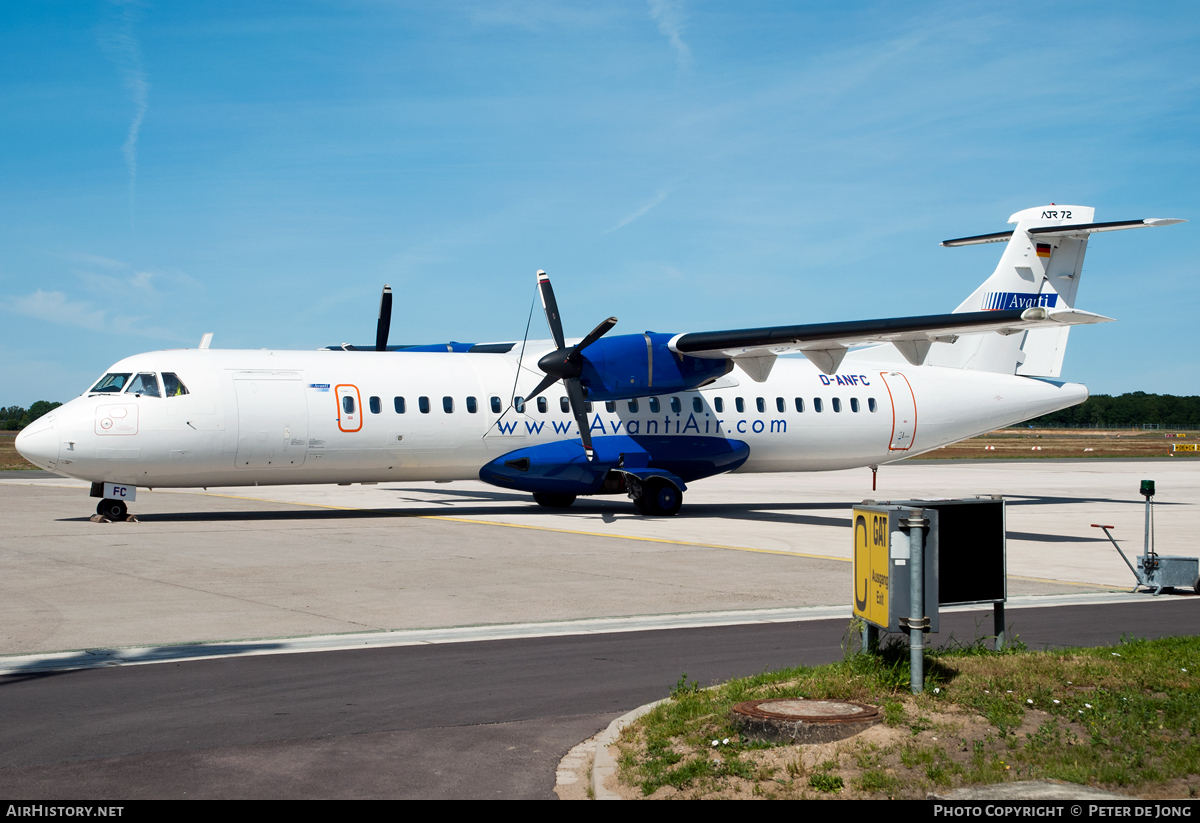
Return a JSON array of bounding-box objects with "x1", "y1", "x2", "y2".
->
[
  {"x1": 530, "y1": 476, "x2": 684, "y2": 516},
  {"x1": 630, "y1": 477, "x2": 683, "y2": 517}
]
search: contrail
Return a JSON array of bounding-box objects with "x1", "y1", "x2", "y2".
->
[
  {"x1": 610, "y1": 190, "x2": 669, "y2": 232},
  {"x1": 101, "y1": 1, "x2": 149, "y2": 233},
  {"x1": 647, "y1": 0, "x2": 692, "y2": 68}
]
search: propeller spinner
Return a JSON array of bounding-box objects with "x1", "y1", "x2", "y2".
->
[{"x1": 523, "y1": 270, "x2": 617, "y2": 462}]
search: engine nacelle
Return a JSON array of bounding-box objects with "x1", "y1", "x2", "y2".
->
[
  {"x1": 478, "y1": 434, "x2": 749, "y2": 496},
  {"x1": 577, "y1": 333, "x2": 732, "y2": 402}
]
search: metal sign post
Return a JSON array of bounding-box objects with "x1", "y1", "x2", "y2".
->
[{"x1": 901, "y1": 510, "x2": 927, "y2": 694}]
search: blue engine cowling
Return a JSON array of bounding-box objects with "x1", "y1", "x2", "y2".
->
[
  {"x1": 576, "y1": 332, "x2": 732, "y2": 402},
  {"x1": 479, "y1": 434, "x2": 749, "y2": 496}
]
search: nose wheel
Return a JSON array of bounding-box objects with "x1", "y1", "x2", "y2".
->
[{"x1": 96, "y1": 499, "x2": 129, "y2": 521}]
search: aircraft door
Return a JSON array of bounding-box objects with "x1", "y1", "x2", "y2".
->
[
  {"x1": 234, "y1": 373, "x2": 308, "y2": 468},
  {"x1": 335, "y1": 385, "x2": 362, "y2": 432},
  {"x1": 880, "y1": 371, "x2": 917, "y2": 451}
]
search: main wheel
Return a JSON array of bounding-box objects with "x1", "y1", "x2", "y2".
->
[
  {"x1": 640, "y1": 479, "x2": 682, "y2": 516},
  {"x1": 533, "y1": 492, "x2": 577, "y2": 509},
  {"x1": 96, "y1": 499, "x2": 128, "y2": 520}
]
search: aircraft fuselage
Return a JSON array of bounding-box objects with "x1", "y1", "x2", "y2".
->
[{"x1": 17, "y1": 343, "x2": 1086, "y2": 489}]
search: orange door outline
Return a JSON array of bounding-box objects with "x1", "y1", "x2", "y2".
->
[
  {"x1": 880, "y1": 371, "x2": 917, "y2": 451},
  {"x1": 335, "y1": 384, "x2": 363, "y2": 432}
]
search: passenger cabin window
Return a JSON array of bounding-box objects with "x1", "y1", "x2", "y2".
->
[
  {"x1": 443, "y1": 396, "x2": 454, "y2": 413},
  {"x1": 795, "y1": 398, "x2": 805, "y2": 413},
  {"x1": 850, "y1": 398, "x2": 860, "y2": 413},
  {"x1": 776, "y1": 397, "x2": 785, "y2": 413},
  {"x1": 584, "y1": 400, "x2": 593, "y2": 413},
  {"x1": 814, "y1": 398, "x2": 824, "y2": 413},
  {"x1": 832, "y1": 398, "x2": 842, "y2": 412},
  {"x1": 467, "y1": 396, "x2": 478, "y2": 414},
  {"x1": 162, "y1": 373, "x2": 189, "y2": 396},
  {"x1": 126, "y1": 373, "x2": 160, "y2": 397},
  {"x1": 419, "y1": 396, "x2": 430, "y2": 414},
  {"x1": 514, "y1": 396, "x2": 525, "y2": 413},
  {"x1": 537, "y1": 396, "x2": 547, "y2": 414},
  {"x1": 627, "y1": 399, "x2": 639, "y2": 413},
  {"x1": 648, "y1": 397, "x2": 660, "y2": 413},
  {"x1": 91, "y1": 373, "x2": 132, "y2": 394},
  {"x1": 670, "y1": 397, "x2": 681, "y2": 414},
  {"x1": 605, "y1": 401, "x2": 616, "y2": 413},
  {"x1": 560, "y1": 396, "x2": 570, "y2": 413},
  {"x1": 693, "y1": 397, "x2": 703, "y2": 413},
  {"x1": 343, "y1": 395, "x2": 356, "y2": 414},
  {"x1": 714, "y1": 397, "x2": 724, "y2": 413},
  {"x1": 756, "y1": 397, "x2": 765, "y2": 413},
  {"x1": 369, "y1": 396, "x2": 382, "y2": 414},
  {"x1": 395, "y1": 396, "x2": 406, "y2": 414},
  {"x1": 868, "y1": 398, "x2": 878, "y2": 413},
  {"x1": 491, "y1": 396, "x2": 502, "y2": 414},
  {"x1": 735, "y1": 397, "x2": 745, "y2": 413}
]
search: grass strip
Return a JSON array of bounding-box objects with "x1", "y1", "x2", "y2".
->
[{"x1": 616, "y1": 631, "x2": 1200, "y2": 799}]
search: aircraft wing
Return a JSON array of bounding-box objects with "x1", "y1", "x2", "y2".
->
[{"x1": 668, "y1": 307, "x2": 1112, "y2": 379}]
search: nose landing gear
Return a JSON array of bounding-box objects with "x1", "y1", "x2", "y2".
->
[{"x1": 94, "y1": 498, "x2": 130, "y2": 522}]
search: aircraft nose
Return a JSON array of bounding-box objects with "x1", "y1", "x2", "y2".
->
[{"x1": 15, "y1": 417, "x2": 58, "y2": 470}]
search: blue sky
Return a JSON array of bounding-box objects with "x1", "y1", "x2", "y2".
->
[{"x1": 2, "y1": 1, "x2": 1196, "y2": 407}]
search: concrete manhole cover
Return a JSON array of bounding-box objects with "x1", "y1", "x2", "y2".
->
[{"x1": 731, "y1": 698, "x2": 882, "y2": 744}]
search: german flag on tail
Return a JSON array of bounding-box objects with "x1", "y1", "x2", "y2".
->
[{"x1": 1036, "y1": 243, "x2": 1052, "y2": 259}]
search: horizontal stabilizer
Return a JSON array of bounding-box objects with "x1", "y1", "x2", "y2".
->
[{"x1": 942, "y1": 217, "x2": 1185, "y2": 247}]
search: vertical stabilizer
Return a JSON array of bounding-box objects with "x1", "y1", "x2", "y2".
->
[{"x1": 927, "y1": 205, "x2": 1094, "y2": 375}]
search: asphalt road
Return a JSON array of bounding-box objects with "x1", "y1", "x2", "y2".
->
[{"x1": 0, "y1": 598, "x2": 1196, "y2": 799}]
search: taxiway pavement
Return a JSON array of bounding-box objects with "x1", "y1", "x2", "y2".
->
[{"x1": 0, "y1": 458, "x2": 1194, "y2": 798}]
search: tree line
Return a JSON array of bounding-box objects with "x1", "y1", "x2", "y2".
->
[
  {"x1": 1022, "y1": 392, "x2": 1200, "y2": 428},
  {"x1": 0, "y1": 402, "x2": 63, "y2": 431}
]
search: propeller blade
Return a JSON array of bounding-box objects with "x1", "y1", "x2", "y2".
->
[
  {"x1": 536, "y1": 270, "x2": 566, "y2": 351},
  {"x1": 565, "y1": 379, "x2": 595, "y2": 462},
  {"x1": 375, "y1": 284, "x2": 393, "y2": 352},
  {"x1": 572, "y1": 316, "x2": 618, "y2": 354},
  {"x1": 524, "y1": 373, "x2": 559, "y2": 405}
]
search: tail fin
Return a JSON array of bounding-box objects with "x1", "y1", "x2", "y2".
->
[{"x1": 926, "y1": 205, "x2": 1184, "y2": 375}]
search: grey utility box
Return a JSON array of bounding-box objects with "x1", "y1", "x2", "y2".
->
[{"x1": 1137, "y1": 556, "x2": 1200, "y2": 591}]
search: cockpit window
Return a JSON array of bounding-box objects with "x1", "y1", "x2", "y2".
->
[
  {"x1": 125, "y1": 373, "x2": 161, "y2": 397},
  {"x1": 162, "y1": 373, "x2": 189, "y2": 397},
  {"x1": 90, "y1": 373, "x2": 132, "y2": 393}
]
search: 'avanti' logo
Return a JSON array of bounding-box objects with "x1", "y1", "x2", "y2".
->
[{"x1": 982, "y1": 292, "x2": 1058, "y2": 311}]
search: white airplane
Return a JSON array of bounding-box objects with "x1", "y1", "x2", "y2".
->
[{"x1": 16, "y1": 205, "x2": 1184, "y2": 519}]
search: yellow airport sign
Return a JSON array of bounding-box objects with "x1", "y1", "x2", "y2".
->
[
  {"x1": 853, "y1": 507, "x2": 890, "y2": 627},
  {"x1": 1173, "y1": 444, "x2": 1198, "y2": 452}
]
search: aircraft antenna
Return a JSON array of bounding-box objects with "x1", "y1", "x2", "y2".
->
[{"x1": 489, "y1": 279, "x2": 540, "y2": 438}]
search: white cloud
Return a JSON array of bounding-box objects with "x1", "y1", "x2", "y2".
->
[
  {"x1": 5, "y1": 289, "x2": 187, "y2": 342},
  {"x1": 7, "y1": 251, "x2": 201, "y2": 342}
]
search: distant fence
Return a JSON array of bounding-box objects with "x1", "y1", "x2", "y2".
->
[{"x1": 1016, "y1": 422, "x2": 1200, "y2": 430}]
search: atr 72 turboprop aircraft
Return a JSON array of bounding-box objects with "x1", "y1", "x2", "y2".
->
[{"x1": 17, "y1": 205, "x2": 1184, "y2": 519}]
